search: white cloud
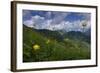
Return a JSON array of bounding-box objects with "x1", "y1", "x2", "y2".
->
[
  {"x1": 23, "y1": 13, "x2": 90, "y2": 32},
  {"x1": 46, "y1": 21, "x2": 66, "y2": 30},
  {"x1": 32, "y1": 15, "x2": 45, "y2": 29},
  {"x1": 24, "y1": 20, "x2": 34, "y2": 28},
  {"x1": 32, "y1": 15, "x2": 44, "y2": 20},
  {"x1": 24, "y1": 15, "x2": 45, "y2": 28}
]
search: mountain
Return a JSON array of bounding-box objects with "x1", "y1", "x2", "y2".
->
[
  {"x1": 32, "y1": 27, "x2": 90, "y2": 43},
  {"x1": 32, "y1": 28, "x2": 64, "y2": 42},
  {"x1": 63, "y1": 31, "x2": 91, "y2": 43},
  {"x1": 23, "y1": 25, "x2": 91, "y2": 62}
]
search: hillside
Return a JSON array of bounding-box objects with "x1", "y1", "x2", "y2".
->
[
  {"x1": 32, "y1": 28, "x2": 91, "y2": 43},
  {"x1": 23, "y1": 25, "x2": 91, "y2": 62},
  {"x1": 63, "y1": 31, "x2": 91, "y2": 43}
]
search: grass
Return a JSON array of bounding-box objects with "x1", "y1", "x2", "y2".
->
[{"x1": 23, "y1": 25, "x2": 91, "y2": 62}]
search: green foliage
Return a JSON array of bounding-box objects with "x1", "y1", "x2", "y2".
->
[{"x1": 23, "y1": 25, "x2": 91, "y2": 62}]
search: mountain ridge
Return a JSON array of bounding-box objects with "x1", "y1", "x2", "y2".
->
[{"x1": 23, "y1": 25, "x2": 91, "y2": 62}]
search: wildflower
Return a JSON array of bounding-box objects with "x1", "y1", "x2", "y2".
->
[
  {"x1": 33, "y1": 44, "x2": 40, "y2": 50},
  {"x1": 46, "y1": 39, "x2": 50, "y2": 44}
]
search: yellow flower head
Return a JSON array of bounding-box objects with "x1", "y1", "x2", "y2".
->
[
  {"x1": 46, "y1": 39, "x2": 50, "y2": 44},
  {"x1": 33, "y1": 44, "x2": 40, "y2": 50}
]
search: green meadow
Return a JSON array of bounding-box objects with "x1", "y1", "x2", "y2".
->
[{"x1": 23, "y1": 25, "x2": 91, "y2": 62}]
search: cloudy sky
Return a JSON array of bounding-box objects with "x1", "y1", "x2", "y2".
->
[{"x1": 23, "y1": 10, "x2": 91, "y2": 32}]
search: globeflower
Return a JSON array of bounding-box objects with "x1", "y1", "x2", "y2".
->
[{"x1": 33, "y1": 44, "x2": 40, "y2": 50}]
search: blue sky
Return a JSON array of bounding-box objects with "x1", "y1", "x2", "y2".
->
[{"x1": 23, "y1": 10, "x2": 91, "y2": 32}]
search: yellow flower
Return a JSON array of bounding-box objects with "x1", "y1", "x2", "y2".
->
[
  {"x1": 46, "y1": 39, "x2": 50, "y2": 44},
  {"x1": 33, "y1": 44, "x2": 40, "y2": 50}
]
